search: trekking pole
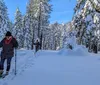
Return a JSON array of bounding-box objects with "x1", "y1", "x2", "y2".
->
[
  {"x1": 15, "y1": 49, "x2": 17, "y2": 75},
  {"x1": 34, "y1": 48, "x2": 36, "y2": 57}
]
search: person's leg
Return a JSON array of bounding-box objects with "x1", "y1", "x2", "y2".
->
[
  {"x1": 36, "y1": 47, "x2": 38, "y2": 52},
  {"x1": 0, "y1": 58, "x2": 5, "y2": 75},
  {"x1": 6, "y1": 57, "x2": 12, "y2": 74}
]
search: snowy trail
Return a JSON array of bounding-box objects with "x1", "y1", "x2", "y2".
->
[
  {"x1": 0, "y1": 50, "x2": 100, "y2": 85},
  {"x1": 0, "y1": 50, "x2": 35, "y2": 85}
]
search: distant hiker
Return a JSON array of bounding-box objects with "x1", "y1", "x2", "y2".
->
[
  {"x1": 93, "y1": 43, "x2": 98, "y2": 53},
  {"x1": 34, "y1": 39, "x2": 41, "y2": 52},
  {"x1": 0, "y1": 31, "x2": 18, "y2": 76},
  {"x1": 86, "y1": 43, "x2": 88, "y2": 48}
]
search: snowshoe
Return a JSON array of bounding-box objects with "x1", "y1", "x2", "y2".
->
[
  {"x1": 2, "y1": 71, "x2": 9, "y2": 78},
  {"x1": 2, "y1": 73, "x2": 8, "y2": 78}
]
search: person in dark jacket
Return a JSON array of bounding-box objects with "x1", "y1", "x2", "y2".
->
[
  {"x1": 34, "y1": 39, "x2": 41, "y2": 52},
  {"x1": 0, "y1": 31, "x2": 18, "y2": 75}
]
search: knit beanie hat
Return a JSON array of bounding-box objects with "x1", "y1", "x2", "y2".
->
[{"x1": 6, "y1": 31, "x2": 12, "y2": 36}]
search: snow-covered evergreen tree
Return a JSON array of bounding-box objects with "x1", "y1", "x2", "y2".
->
[
  {"x1": 23, "y1": 0, "x2": 37, "y2": 49},
  {"x1": 7, "y1": 20, "x2": 13, "y2": 33},
  {"x1": 47, "y1": 22, "x2": 62, "y2": 50},
  {"x1": 23, "y1": 0, "x2": 51, "y2": 49},
  {"x1": 62, "y1": 22, "x2": 77, "y2": 49},
  {"x1": 0, "y1": 0, "x2": 9, "y2": 40},
  {"x1": 73, "y1": 0, "x2": 100, "y2": 53},
  {"x1": 14, "y1": 8, "x2": 23, "y2": 48},
  {"x1": 33, "y1": 0, "x2": 52, "y2": 49}
]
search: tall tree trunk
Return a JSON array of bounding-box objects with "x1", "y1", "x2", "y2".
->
[
  {"x1": 40, "y1": 33, "x2": 42, "y2": 49},
  {"x1": 31, "y1": 30, "x2": 34, "y2": 50}
]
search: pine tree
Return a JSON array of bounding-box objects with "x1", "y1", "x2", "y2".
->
[
  {"x1": 0, "y1": 0, "x2": 9, "y2": 40},
  {"x1": 38, "y1": 0, "x2": 52, "y2": 49},
  {"x1": 14, "y1": 8, "x2": 23, "y2": 48},
  {"x1": 45, "y1": 22, "x2": 63, "y2": 50},
  {"x1": 24, "y1": 0, "x2": 37, "y2": 49},
  {"x1": 7, "y1": 20, "x2": 13, "y2": 32},
  {"x1": 73, "y1": 0, "x2": 100, "y2": 53},
  {"x1": 24, "y1": 0, "x2": 51, "y2": 49}
]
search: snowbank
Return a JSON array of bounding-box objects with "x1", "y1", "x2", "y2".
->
[
  {"x1": 19, "y1": 48, "x2": 27, "y2": 50},
  {"x1": 58, "y1": 45, "x2": 89, "y2": 56}
]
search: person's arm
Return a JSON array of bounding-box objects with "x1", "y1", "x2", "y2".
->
[
  {"x1": 0, "y1": 39, "x2": 4, "y2": 47},
  {"x1": 13, "y1": 38, "x2": 18, "y2": 48},
  {"x1": 33, "y1": 43, "x2": 36, "y2": 45}
]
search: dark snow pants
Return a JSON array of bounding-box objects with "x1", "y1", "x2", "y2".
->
[{"x1": 0, "y1": 57, "x2": 12, "y2": 71}]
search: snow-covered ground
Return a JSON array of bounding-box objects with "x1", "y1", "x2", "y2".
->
[{"x1": 0, "y1": 47, "x2": 100, "y2": 85}]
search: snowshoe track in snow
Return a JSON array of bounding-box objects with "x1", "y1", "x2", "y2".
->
[{"x1": 0, "y1": 50, "x2": 35, "y2": 85}]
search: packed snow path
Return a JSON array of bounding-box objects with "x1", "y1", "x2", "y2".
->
[{"x1": 0, "y1": 50, "x2": 100, "y2": 85}]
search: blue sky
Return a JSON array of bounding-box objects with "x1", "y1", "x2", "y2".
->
[{"x1": 4, "y1": 0, "x2": 76, "y2": 23}]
